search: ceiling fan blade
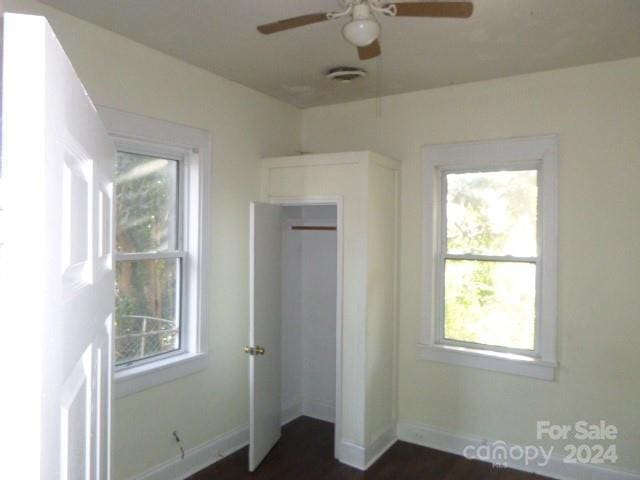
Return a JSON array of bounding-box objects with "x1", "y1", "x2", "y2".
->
[
  {"x1": 257, "y1": 13, "x2": 329, "y2": 34},
  {"x1": 358, "y1": 40, "x2": 381, "y2": 60},
  {"x1": 387, "y1": 2, "x2": 473, "y2": 18}
]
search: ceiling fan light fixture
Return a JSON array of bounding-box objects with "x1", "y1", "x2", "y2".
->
[{"x1": 256, "y1": 1, "x2": 475, "y2": 62}]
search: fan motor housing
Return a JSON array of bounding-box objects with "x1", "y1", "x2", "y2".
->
[{"x1": 326, "y1": 66, "x2": 367, "y2": 82}]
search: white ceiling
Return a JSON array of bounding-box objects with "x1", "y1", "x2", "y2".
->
[{"x1": 40, "y1": 0, "x2": 640, "y2": 108}]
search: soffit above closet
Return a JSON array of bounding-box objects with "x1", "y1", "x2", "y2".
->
[
  {"x1": 283, "y1": 205, "x2": 337, "y2": 221},
  {"x1": 40, "y1": 0, "x2": 640, "y2": 108}
]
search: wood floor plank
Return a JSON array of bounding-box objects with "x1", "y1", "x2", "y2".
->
[{"x1": 189, "y1": 417, "x2": 552, "y2": 479}]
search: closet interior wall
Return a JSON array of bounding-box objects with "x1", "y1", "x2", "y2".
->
[{"x1": 281, "y1": 205, "x2": 338, "y2": 424}]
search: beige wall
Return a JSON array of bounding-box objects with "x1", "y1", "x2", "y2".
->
[
  {"x1": 365, "y1": 157, "x2": 399, "y2": 445},
  {"x1": 4, "y1": 1, "x2": 301, "y2": 479},
  {"x1": 302, "y1": 57, "x2": 640, "y2": 472}
]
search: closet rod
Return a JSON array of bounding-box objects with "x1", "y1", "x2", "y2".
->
[{"x1": 291, "y1": 226, "x2": 336, "y2": 231}]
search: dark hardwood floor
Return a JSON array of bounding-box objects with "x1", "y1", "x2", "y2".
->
[{"x1": 190, "y1": 416, "x2": 551, "y2": 479}]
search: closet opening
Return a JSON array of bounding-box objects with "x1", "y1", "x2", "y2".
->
[{"x1": 281, "y1": 204, "x2": 338, "y2": 431}]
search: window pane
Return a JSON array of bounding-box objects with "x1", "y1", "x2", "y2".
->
[
  {"x1": 446, "y1": 170, "x2": 537, "y2": 257},
  {"x1": 115, "y1": 258, "x2": 180, "y2": 365},
  {"x1": 116, "y1": 151, "x2": 178, "y2": 253},
  {"x1": 444, "y1": 259, "x2": 536, "y2": 350}
]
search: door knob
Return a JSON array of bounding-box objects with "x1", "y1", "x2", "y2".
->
[{"x1": 244, "y1": 345, "x2": 266, "y2": 356}]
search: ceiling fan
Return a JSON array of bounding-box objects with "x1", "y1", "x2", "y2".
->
[{"x1": 257, "y1": 0, "x2": 473, "y2": 60}]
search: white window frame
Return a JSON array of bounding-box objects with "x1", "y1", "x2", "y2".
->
[
  {"x1": 421, "y1": 135, "x2": 558, "y2": 380},
  {"x1": 99, "y1": 107, "x2": 212, "y2": 397}
]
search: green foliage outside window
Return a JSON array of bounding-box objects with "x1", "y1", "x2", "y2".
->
[
  {"x1": 443, "y1": 170, "x2": 538, "y2": 350},
  {"x1": 114, "y1": 152, "x2": 180, "y2": 364}
]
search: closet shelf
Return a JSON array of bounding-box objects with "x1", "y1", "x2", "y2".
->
[{"x1": 291, "y1": 226, "x2": 336, "y2": 231}]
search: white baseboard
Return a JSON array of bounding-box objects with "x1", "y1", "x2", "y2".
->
[
  {"x1": 397, "y1": 420, "x2": 640, "y2": 480},
  {"x1": 302, "y1": 399, "x2": 335, "y2": 423},
  {"x1": 131, "y1": 424, "x2": 248, "y2": 480},
  {"x1": 336, "y1": 440, "x2": 366, "y2": 470},
  {"x1": 281, "y1": 399, "x2": 335, "y2": 425},
  {"x1": 365, "y1": 424, "x2": 398, "y2": 469},
  {"x1": 134, "y1": 402, "x2": 322, "y2": 480},
  {"x1": 337, "y1": 423, "x2": 397, "y2": 471},
  {"x1": 129, "y1": 418, "x2": 639, "y2": 480}
]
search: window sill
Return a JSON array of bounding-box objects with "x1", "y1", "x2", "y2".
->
[
  {"x1": 417, "y1": 343, "x2": 556, "y2": 381},
  {"x1": 114, "y1": 352, "x2": 208, "y2": 398}
]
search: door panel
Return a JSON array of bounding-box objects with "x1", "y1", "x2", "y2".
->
[
  {"x1": 0, "y1": 14, "x2": 116, "y2": 479},
  {"x1": 249, "y1": 202, "x2": 283, "y2": 471},
  {"x1": 62, "y1": 140, "x2": 93, "y2": 291},
  {"x1": 60, "y1": 347, "x2": 92, "y2": 480}
]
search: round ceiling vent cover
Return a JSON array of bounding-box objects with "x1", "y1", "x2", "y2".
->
[{"x1": 325, "y1": 66, "x2": 367, "y2": 83}]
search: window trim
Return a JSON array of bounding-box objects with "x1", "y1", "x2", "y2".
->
[
  {"x1": 99, "y1": 107, "x2": 212, "y2": 397},
  {"x1": 421, "y1": 135, "x2": 558, "y2": 380}
]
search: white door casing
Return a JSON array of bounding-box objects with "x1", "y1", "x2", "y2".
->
[
  {"x1": 248, "y1": 202, "x2": 283, "y2": 471},
  {"x1": 0, "y1": 14, "x2": 115, "y2": 480}
]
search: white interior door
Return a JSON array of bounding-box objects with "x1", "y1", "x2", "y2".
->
[
  {"x1": 0, "y1": 14, "x2": 116, "y2": 479},
  {"x1": 248, "y1": 202, "x2": 283, "y2": 471}
]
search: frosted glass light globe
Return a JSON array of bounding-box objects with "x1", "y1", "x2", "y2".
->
[{"x1": 342, "y1": 18, "x2": 380, "y2": 47}]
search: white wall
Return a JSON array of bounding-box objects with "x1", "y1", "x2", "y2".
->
[
  {"x1": 300, "y1": 222, "x2": 337, "y2": 420},
  {"x1": 301, "y1": 57, "x2": 640, "y2": 472},
  {"x1": 281, "y1": 215, "x2": 303, "y2": 415},
  {"x1": 4, "y1": 2, "x2": 301, "y2": 479},
  {"x1": 281, "y1": 206, "x2": 337, "y2": 422}
]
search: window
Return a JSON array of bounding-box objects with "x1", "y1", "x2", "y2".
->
[
  {"x1": 100, "y1": 107, "x2": 211, "y2": 397},
  {"x1": 115, "y1": 151, "x2": 182, "y2": 365},
  {"x1": 421, "y1": 136, "x2": 558, "y2": 380}
]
